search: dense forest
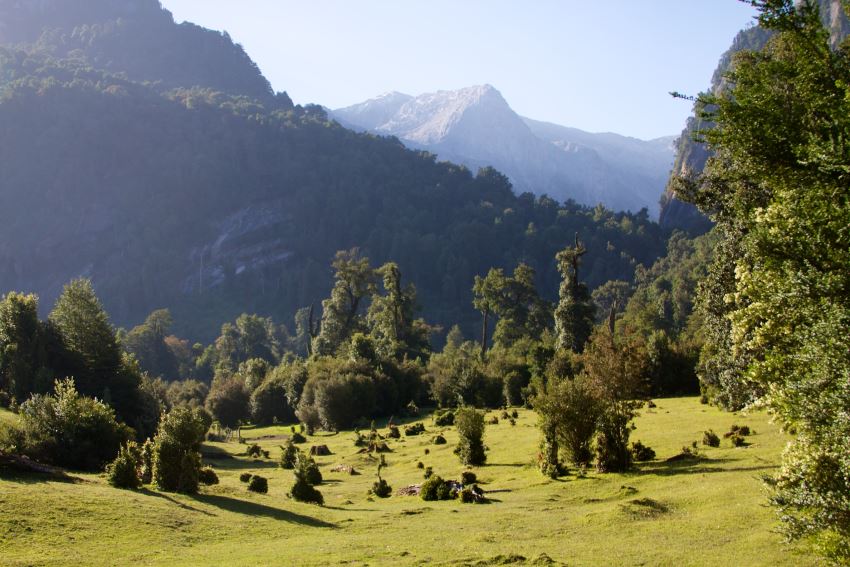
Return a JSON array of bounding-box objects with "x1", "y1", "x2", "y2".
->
[{"x1": 0, "y1": 0, "x2": 848, "y2": 564}]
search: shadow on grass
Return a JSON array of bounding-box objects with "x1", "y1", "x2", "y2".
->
[
  {"x1": 139, "y1": 488, "x2": 216, "y2": 516},
  {"x1": 0, "y1": 466, "x2": 84, "y2": 484},
  {"x1": 633, "y1": 457, "x2": 776, "y2": 477},
  {"x1": 193, "y1": 494, "x2": 337, "y2": 528},
  {"x1": 203, "y1": 457, "x2": 280, "y2": 472}
]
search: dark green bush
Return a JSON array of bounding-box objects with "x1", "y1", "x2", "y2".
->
[
  {"x1": 246, "y1": 444, "x2": 262, "y2": 458},
  {"x1": 454, "y1": 408, "x2": 486, "y2": 466},
  {"x1": 500, "y1": 410, "x2": 510, "y2": 420},
  {"x1": 204, "y1": 376, "x2": 250, "y2": 428},
  {"x1": 107, "y1": 441, "x2": 141, "y2": 489},
  {"x1": 291, "y1": 432, "x2": 307, "y2": 444},
  {"x1": 14, "y1": 379, "x2": 133, "y2": 471},
  {"x1": 248, "y1": 475, "x2": 268, "y2": 493},
  {"x1": 279, "y1": 440, "x2": 298, "y2": 469},
  {"x1": 729, "y1": 433, "x2": 746, "y2": 447},
  {"x1": 405, "y1": 422, "x2": 426, "y2": 436},
  {"x1": 416, "y1": 461, "x2": 424, "y2": 469},
  {"x1": 151, "y1": 407, "x2": 209, "y2": 494},
  {"x1": 198, "y1": 467, "x2": 219, "y2": 485},
  {"x1": 460, "y1": 471, "x2": 477, "y2": 485},
  {"x1": 630, "y1": 440, "x2": 656, "y2": 462},
  {"x1": 432, "y1": 435, "x2": 447, "y2": 445},
  {"x1": 511, "y1": 409, "x2": 519, "y2": 419},
  {"x1": 434, "y1": 410, "x2": 455, "y2": 427},
  {"x1": 421, "y1": 475, "x2": 454, "y2": 501},
  {"x1": 140, "y1": 439, "x2": 153, "y2": 484},
  {"x1": 703, "y1": 430, "x2": 721, "y2": 447},
  {"x1": 487, "y1": 415, "x2": 499, "y2": 425},
  {"x1": 239, "y1": 472, "x2": 252, "y2": 483},
  {"x1": 424, "y1": 466, "x2": 433, "y2": 479},
  {"x1": 387, "y1": 425, "x2": 400, "y2": 439},
  {"x1": 290, "y1": 453, "x2": 324, "y2": 504},
  {"x1": 371, "y1": 479, "x2": 392, "y2": 498}
]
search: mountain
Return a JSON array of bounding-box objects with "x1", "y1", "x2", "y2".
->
[
  {"x1": 659, "y1": 0, "x2": 848, "y2": 233},
  {"x1": 0, "y1": 2, "x2": 671, "y2": 343},
  {"x1": 332, "y1": 85, "x2": 675, "y2": 216}
]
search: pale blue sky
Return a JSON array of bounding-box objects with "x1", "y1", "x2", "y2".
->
[{"x1": 160, "y1": 1, "x2": 758, "y2": 140}]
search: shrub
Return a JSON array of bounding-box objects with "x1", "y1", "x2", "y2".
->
[
  {"x1": 239, "y1": 472, "x2": 252, "y2": 483},
  {"x1": 372, "y1": 479, "x2": 392, "y2": 498},
  {"x1": 487, "y1": 415, "x2": 499, "y2": 425},
  {"x1": 204, "y1": 376, "x2": 250, "y2": 428},
  {"x1": 291, "y1": 431, "x2": 307, "y2": 444},
  {"x1": 509, "y1": 418, "x2": 516, "y2": 426},
  {"x1": 703, "y1": 430, "x2": 721, "y2": 447},
  {"x1": 424, "y1": 466, "x2": 433, "y2": 479},
  {"x1": 729, "y1": 433, "x2": 746, "y2": 447},
  {"x1": 459, "y1": 486, "x2": 480, "y2": 503},
  {"x1": 725, "y1": 424, "x2": 752, "y2": 438},
  {"x1": 290, "y1": 452, "x2": 324, "y2": 504},
  {"x1": 460, "y1": 471, "x2": 477, "y2": 485},
  {"x1": 434, "y1": 410, "x2": 455, "y2": 427},
  {"x1": 107, "y1": 442, "x2": 142, "y2": 489},
  {"x1": 511, "y1": 409, "x2": 518, "y2": 419},
  {"x1": 405, "y1": 422, "x2": 426, "y2": 436},
  {"x1": 246, "y1": 444, "x2": 262, "y2": 458},
  {"x1": 14, "y1": 379, "x2": 133, "y2": 471},
  {"x1": 279, "y1": 440, "x2": 298, "y2": 469},
  {"x1": 424, "y1": 448, "x2": 430, "y2": 455},
  {"x1": 198, "y1": 467, "x2": 219, "y2": 485},
  {"x1": 387, "y1": 425, "x2": 400, "y2": 439},
  {"x1": 250, "y1": 376, "x2": 295, "y2": 425},
  {"x1": 420, "y1": 475, "x2": 454, "y2": 501},
  {"x1": 248, "y1": 475, "x2": 268, "y2": 493},
  {"x1": 454, "y1": 407, "x2": 486, "y2": 467},
  {"x1": 416, "y1": 461, "x2": 424, "y2": 469},
  {"x1": 630, "y1": 440, "x2": 656, "y2": 462},
  {"x1": 151, "y1": 407, "x2": 209, "y2": 493},
  {"x1": 294, "y1": 452, "x2": 322, "y2": 485},
  {"x1": 500, "y1": 410, "x2": 510, "y2": 420},
  {"x1": 432, "y1": 435, "x2": 447, "y2": 445}
]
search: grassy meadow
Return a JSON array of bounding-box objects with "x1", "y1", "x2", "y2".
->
[{"x1": 0, "y1": 399, "x2": 817, "y2": 566}]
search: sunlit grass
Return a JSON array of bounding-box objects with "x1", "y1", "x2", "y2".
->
[{"x1": 0, "y1": 398, "x2": 814, "y2": 566}]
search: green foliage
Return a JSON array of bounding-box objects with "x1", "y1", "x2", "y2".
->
[
  {"x1": 405, "y1": 422, "x2": 426, "y2": 436},
  {"x1": 151, "y1": 406, "x2": 208, "y2": 493},
  {"x1": 107, "y1": 441, "x2": 142, "y2": 489},
  {"x1": 239, "y1": 472, "x2": 252, "y2": 483},
  {"x1": 290, "y1": 452, "x2": 324, "y2": 504},
  {"x1": 420, "y1": 475, "x2": 454, "y2": 501},
  {"x1": 250, "y1": 372, "x2": 295, "y2": 426},
  {"x1": 14, "y1": 378, "x2": 132, "y2": 471},
  {"x1": 629, "y1": 440, "x2": 656, "y2": 462},
  {"x1": 702, "y1": 430, "x2": 720, "y2": 448},
  {"x1": 205, "y1": 376, "x2": 250, "y2": 428},
  {"x1": 554, "y1": 238, "x2": 596, "y2": 354},
  {"x1": 433, "y1": 410, "x2": 455, "y2": 427},
  {"x1": 0, "y1": 292, "x2": 53, "y2": 403},
  {"x1": 165, "y1": 380, "x2": 209, "y2": 410},
  {"x1": 198, "y1": 466, "x2": 219, "y2": 486},
  {"x1": 460, "y1": 471, "x2": 477, "y2": 485},
  {"x1": 367, "y1": 262, "x2": 432, "y2": 361},
  {"x1": 535, "y1": 374, "x2": 601, "y2": 474},
  {"x1": 675, "y1": 2, "x2": 850, "y2": 557},
  {"x1": 247, "y1": 475, "x2": 268, "y2": 494},
  {"x1": 454, "y1": 407, "x2": 486, "y2": 466},
  {"x1": 370, "y1": 455, "x2": 391, "y2": 498},
  {"x1": 279, "y1": 440, "x2": 298, "y2": 469},
  {"x1": 122, "y1": 309, "x2": 179, "y2": 380}
]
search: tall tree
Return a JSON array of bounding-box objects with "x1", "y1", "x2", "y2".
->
[
  {"x1": 122, "y1": 309, "x2": 179, "y2": 380},
  {"x1": 313, "y1": 249, "x2": 377, "y2": 356},
  {"x1": 367, "y1": 262, "x2": 431, "y2": 361},
  {"x1": 679, "y1": 1, "x2": 850, "y2": 558},
  {"x1": 0, "y1": 292, "x2": 50, "y2": 401},
  {"x1": 554, "y1": 235, "x2": 595, "y2": 353}
]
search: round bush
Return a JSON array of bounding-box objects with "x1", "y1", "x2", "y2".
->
[
  {"x1": 371, "y1": 479, "x2": 392, "y2": 498},
  {"x1": 198, "y1": 467, "x2": 219, "y2": 486},
  {"x1": 239, "y1": 472, "x2": 252, "y2": 483},
  {"x1": 703, "y1": 430, "x2": 721, "y2": 447},
  {"x1": 432, "y1": 435, "x2": 447, "y2": 445},
  {"x1": 460, "y1": 471, "x2": 477, "y2": 485},
  {"x1": 248, "y1": 475, "x2": 268, "y2": 493}
]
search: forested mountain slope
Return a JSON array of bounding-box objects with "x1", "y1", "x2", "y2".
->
[{"x1": 0, "y1": 2, "x2": 670, "y2": 342}]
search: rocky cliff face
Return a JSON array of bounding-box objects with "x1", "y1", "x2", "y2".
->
[
  {"x1": 659, "y1": 0, "x2": 848, "y2": 233},
  {"x1": 333, "y1": 85, "x2": 674, "y2": 215}
]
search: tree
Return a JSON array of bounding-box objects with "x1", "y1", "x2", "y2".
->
[
  {"x1": 367, "y1": 262, "x2": 431, "y2": 361},
  {"x1": 122, "y1": 309, "x2": 179, "y2": 380},
  {"x1": 313, "y1": 249, "x2": 377, "y2": 356},
  {"x1": 151, "y1": 406, "x2": 209, "y2": 493},
  {"x1": 554, "y1": 236, "x2": 595, "y2": 353},
  {"x1": 677, "y1": 1, "x2": 850, "y2": 558},
  {"x1": 0, "y1": 292, "x2": 51, "y2": 402},
  {"x1": 454, "y1": 407, "x2": 486, "y2": 466},
  {"x1": 205, "y1": 375, "x2": 250, "y2": 428}
]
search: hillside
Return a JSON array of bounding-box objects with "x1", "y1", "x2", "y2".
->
[
  {"x1": 0, "y1": 2, "x2": 670, "y2": 342},
  {"x1": 333, "y1": 85, "x2": 675, "y2": 216},
  {"x1": 0, "y1": 399, "x2": 818, "y2": 566}
]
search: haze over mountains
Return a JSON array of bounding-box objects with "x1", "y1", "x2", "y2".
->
[{"x1": 333, "y1": 86, "x2": 675, "y2": 216}]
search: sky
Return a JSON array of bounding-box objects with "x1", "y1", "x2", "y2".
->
[{"x1": 160, "y1": 1, "x2": 758, "y2": 141}]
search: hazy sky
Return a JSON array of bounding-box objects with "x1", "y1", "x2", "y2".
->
[{"x1": 160, "y1": 1, "x2": 758, "y2": 140}]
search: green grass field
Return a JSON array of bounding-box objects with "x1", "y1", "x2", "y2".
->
[{"x1": 0, "y1": 398, "x2": 816, "y2": 566}]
